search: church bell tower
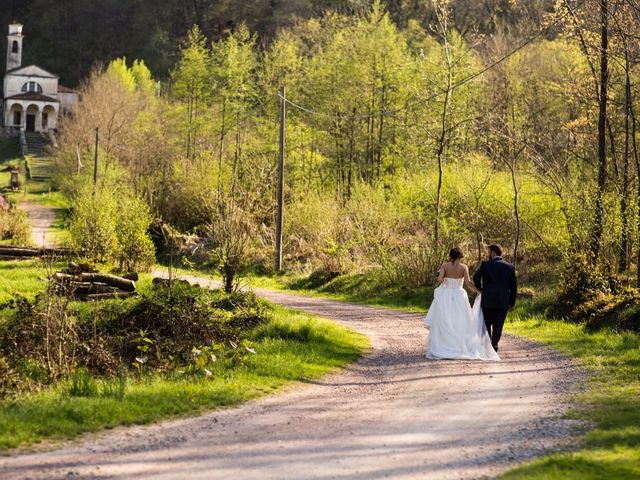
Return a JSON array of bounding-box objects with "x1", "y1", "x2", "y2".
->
[{"x1": 6, "y1": 23, "x2": 23, "y2": 71}]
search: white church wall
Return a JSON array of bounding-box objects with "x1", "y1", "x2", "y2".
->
[{"x1": 4, "y1": 74, "x2": 58, "y2": 98}]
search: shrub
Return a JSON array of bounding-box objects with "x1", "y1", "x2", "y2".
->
[
  {"x1": 69, "y1": 181, "x2": 155, "y2": 271},
  {"x1": 0, "y1": 355, "x2": 21, "y2": 399},
  {"x1": 547, "y1": 253, "x2": 640, "y2": 333},
  {"x1": 68, "y1": 183, "x2": 118, "y2": 262},
  {"x1": 0, "y1": 207, "x2": 32, "y2": 245},
  {"x1": 113, "y1": 195, "x2": 155, "y2": 273},
  {"x1": 83, "y1": 283, "x2": 269, "y2": 371},
  {"x1": 551, "y1": 253, "x2": 615, "y2": 319}
]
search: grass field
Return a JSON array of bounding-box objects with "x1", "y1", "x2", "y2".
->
[
  {"x1": 0, "y1": 259, "x2": 51, "y2": 302},
  {"x1": 169, "y1": 267, "x2": 434, "y2": 312}
]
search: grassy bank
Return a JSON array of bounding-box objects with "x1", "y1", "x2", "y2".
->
[
  {"x1": 500, "y1": 307, "x2": 640, "y2": 479},
  {"x1": 0, "y1": 305, "x2": 367, "y2": 450},
  {"x1": 0, "y1": 261, "x2": 368, "y2": 451},
  {"x1": 172, "y1": 268, "x2": 433, "y2": 312}
]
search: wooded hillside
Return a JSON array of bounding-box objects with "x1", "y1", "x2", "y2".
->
[{"x1": 1, "y1": 0, "x2": 554, "y2": 85}]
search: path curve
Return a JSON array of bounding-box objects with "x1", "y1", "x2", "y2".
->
[
  {"x1": 16, "y1": 201, "x2": 58, "y2": 248},
  {"x1": 0, "y1": 275, "x2": 583, "y2": 479}
]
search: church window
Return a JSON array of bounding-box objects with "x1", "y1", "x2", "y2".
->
[
  {"x1": 11, "y1": 40, "x2": 18, "y2": 53},
  {"x1": 21, "y1": 81, "x2": 43, "y2": 93}
]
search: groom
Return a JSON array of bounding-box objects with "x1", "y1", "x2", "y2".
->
[{"x1": 473, "y1": 244, "x2": 517, "y2": 352}]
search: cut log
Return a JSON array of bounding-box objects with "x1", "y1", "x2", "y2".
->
[
  {"x1": 0, "y1": 246, "x2": 40, "y2": 257},
  {"x1": 0, "y1": 255, "x2": 33, "y2": 261},
  {"x1": 122, "y1": 272, "x2": 139, "y2": 281},
  {"x1": 63, "y1": 262, "x2": 83, "y2": 275},
  {"x1": 54, "y1": 272, "x2": 76, "y2": 283},
  {"x1": 75, "y1": 292, "x2": 136, "y2": 301},
  {"x1": 152, "y1": 277, "x2": 191, "y2": 288},
  {"x1": 79, "y1": 273, "x2": 136, "y2": 292},
  {"x1": 0, "y1": 246, "x2": 75, "y2": 258},
  {"x1": 90, "y1": 283, "x2": 119, "y2": 294}
]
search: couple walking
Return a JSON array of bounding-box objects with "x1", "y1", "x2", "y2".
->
[{"x1": 424, "y1": 244, "x2": 517, "y2": 361}]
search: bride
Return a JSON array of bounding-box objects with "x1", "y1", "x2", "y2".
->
[{"x1": 424, "y1": 247, "x2": 499, "y2": 361}]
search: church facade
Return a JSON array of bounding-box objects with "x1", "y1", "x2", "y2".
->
[{"x1": 2, "y1": 23, "x2": 77, "y2": 134}]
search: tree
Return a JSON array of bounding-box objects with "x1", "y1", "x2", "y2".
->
[{"x1": 171, "y1": 26, "x2": 211, "y2": 163}]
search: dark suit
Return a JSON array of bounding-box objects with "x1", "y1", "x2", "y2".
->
[{"x1": 473, "y1": 256, "x2": 517, "y2": 350}]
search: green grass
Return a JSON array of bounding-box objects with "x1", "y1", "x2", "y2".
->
[
  {"x1": 0, "y1": 259, "x2": 50, "y2": 303},
  {"x1": 0, "y1": 260, "x2": 154, "y2": 303},
  {"x1": 0, "y1": 137, "x2": 23, "y2": 191},
  {"x1": 171, "y1": 267, "x2": 433, "y2": 312},
  {"x1": 8, "y1": 187, "x2": 68, "y2": 208},
  {"x1": 0, "y1": 305, "x2": 368, "y2": 450},
  {"x1": 499, "y1": 308, "x2": 640, "y2": 479}
]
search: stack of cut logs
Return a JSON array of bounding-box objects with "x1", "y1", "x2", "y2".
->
[
  {"x1": 0, "y1": 245, "x2": 73, "y2": 261},
  {"x1": 54, "y1": 262, "x2": 138, "y2": 301}
]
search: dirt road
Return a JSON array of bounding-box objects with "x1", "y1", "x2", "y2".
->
[
  {"x1": 0, "y1": 276, "x2": 583, "y2": 479},
  {"x1": 16, "y1": 201, "x2": 58, "y2": 248}
]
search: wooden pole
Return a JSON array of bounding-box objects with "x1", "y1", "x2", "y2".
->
[
  {"x1": 93, "y1": 127, "x2": 99, "y2": 186},
  {"x1": 275, "y1": 86, "x2": 286, "y2": 272}
]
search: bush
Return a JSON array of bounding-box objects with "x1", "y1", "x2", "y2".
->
[
  {"x1": 68, "y1": 183, "x2": 118, "y2": 262},
  {"x1": 69, "y1": 181, "x2": 155, "y2": 271},
  {"x1": 80, "y1": 283, "x2": 269, "y2": 371},
  {"x1": 551, "y1": 254, "x2": 615, "y2": 319},
  {"x1": 0, "y1": 207, "x2": 32, "y2": 245},
  {"x1": 113, "y1": 195, "x2": 155, "y2": 273},
  {"x1": 548, "y1": 254, "x2": 640, "y2": 333}
]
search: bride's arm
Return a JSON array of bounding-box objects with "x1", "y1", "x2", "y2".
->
[
  {"x1": 463, "y1": 265, "x2": 480, "y2": 294},
  {"x1": 437, "y1": 263, "x2": 445, "y2": 284}
]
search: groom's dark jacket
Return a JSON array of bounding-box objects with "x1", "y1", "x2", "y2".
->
[{"x1": 473, "y1": 256, "x2": 517, "y2": 310}]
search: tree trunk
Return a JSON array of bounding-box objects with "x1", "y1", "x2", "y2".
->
[
  {"x1": 590, "y1": 0, "x2": 608, "y2": 260},
  {"x1": 434, "y1": 21, "x2": 452, "y2": 247},
  {"x1": 619, "y1": 59, "x2": 631, "y2": 273}
]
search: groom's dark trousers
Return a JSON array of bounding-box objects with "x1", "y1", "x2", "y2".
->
[
  {"x1": 473, "y1": 256, "x2": 517, "y2": 351},
  {"x1": 481, "y1": 308, "x2": 508, "y2": 350}
]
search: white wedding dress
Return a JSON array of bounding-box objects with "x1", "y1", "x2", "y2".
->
[{"x1": 424, "y1": 277, "x2": 500, "y2": 361}]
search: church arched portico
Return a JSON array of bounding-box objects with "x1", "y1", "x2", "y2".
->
[
  {"x1": 5, "y1": 102, "x2": 23, "y2": 129},
  {"x1": 42, "y1": 104, "x2": 56, "y2": 130},
  {"x1": 4, "y1": 99, "x2": 58, "y2": 132},
  {"x1": 25, "y1": 103, "x2": 39, "y2": 132}
]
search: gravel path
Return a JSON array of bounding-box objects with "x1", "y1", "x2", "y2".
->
[
  {"x1": 16, "y1": 201, "x2": 58, "y2": 248},
  {"x1": 0, "y1": 275, "x2": 585, "y2": 479}
]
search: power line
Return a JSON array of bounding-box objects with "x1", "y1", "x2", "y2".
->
[{"x1": 277, "y1": 0, "x2": 588, "y2": 120}]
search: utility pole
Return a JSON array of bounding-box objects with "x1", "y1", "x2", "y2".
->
[
  {"x1": 275, "y1": 86, "x2": 286, "y2": 272},
  {"x1": 93, "y1": 127, "x2": 99, "y2": 187}
]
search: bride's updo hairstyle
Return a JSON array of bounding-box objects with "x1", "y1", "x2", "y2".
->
[{"x1": 449, "y1": 247, "x2": 463, "y2": 262}]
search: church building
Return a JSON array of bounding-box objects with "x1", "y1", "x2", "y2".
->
[{"x1": 2, "y1": 23, "x2": 77, "y2": 133}]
